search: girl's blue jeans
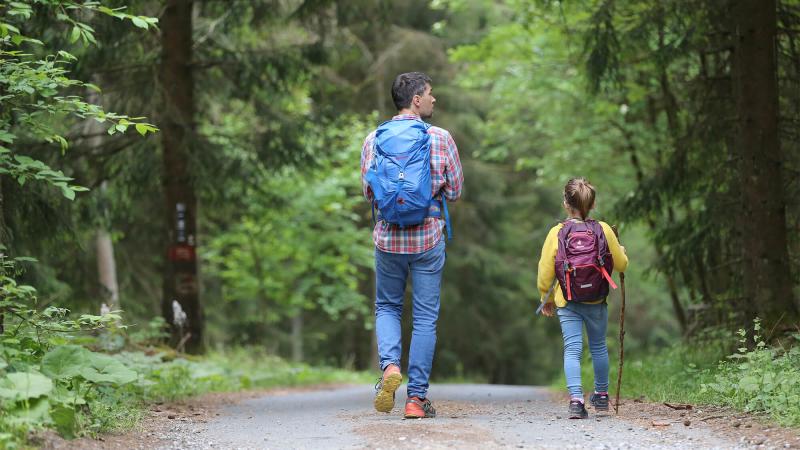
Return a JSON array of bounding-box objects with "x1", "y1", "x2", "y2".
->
[
  {"x1": 557, "y1": 302, "x2": 609, "y2": 398},
  {"x1": 374, "y1": 240, "x2": 446, "y2": 399}
]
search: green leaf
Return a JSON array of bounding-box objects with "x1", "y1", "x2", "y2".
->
[
  {"x1": 50, "y1": 385, "x2": 86, "y2": 406},
  {"x1": 51, "y1": 404, "x2": 76, "y2": 438},
  {"x1": 79, "y1": 353, "x2": 137, "y2": 385},
  {"x1": 132, "y1": 17, "x2": 149, "y2": 29},
  {"x1": 60, "y1": 185, "x2": 76, "y2": 201},
  {"x1": 57, "y1": 50, "x2": 77, "y2": 61},
  {"x1": 5, "y1": 398, "x2": 51, "y2": 426},
  {"x1": 135, "y1": 123, "x2": 151, "y2": 135},
  {"x1": 70, "y1": 26, "x2": 81, "y2": 43},
  {"x1": 42, "y1": 345, "x2": 91, "y2": 380},
  {"x1": 0, "y1": 372, "x2": 54, "y2": 400}
]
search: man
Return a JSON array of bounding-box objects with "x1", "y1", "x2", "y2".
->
[{"x1": 360, "y1": 72, "x2": 463, "y2": 419}]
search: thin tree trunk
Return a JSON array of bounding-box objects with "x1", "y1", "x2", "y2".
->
[
  {"x1": 85, "y1": 85, "x2": 121, "y2": 312},
  {"x1": 732, "y1": 0, "x2": 797, "y2": 333},
  {"x1": 291, "y1": 313, "x2": 303, "y2": 362},
  {"x1": 160, "y1": 0, "x2": 203, "y2": 353},
  {"x1": 95, "y1": 228, "x2": 120, "y2": 310}
]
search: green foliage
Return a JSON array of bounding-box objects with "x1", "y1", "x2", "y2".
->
[
  {"x1": 701, "y1": 320, "x2": 800, "y2": 426},
  {"x1": 1, "y1": 250, "x2": 367, "y2": 447},
  {"x1": 0, "y1": 252, "x2": 136, "y2": 446},
  {"x1": 0, "y1": 0, "x2": 157, "y2": 200},
  {"x1": 203, "y1": 116, "x2": 375, "y2": 342}
]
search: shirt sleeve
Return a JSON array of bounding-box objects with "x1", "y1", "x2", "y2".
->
[
  {"x1": 537, "y1": 225, "x2": 560, "y2": 304},
  {"x1": 360, "y1": 133, "x2": 375, "y2": 202},
  {"x1": 442, "y1": 131, "x2": 464, "y2": 202},
  {"x1": 600, "y1": 221, "x2": 629, "y2": 273}
]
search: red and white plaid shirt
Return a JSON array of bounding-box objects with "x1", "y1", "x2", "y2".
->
[{"x1": 361, "y1": 114, "x2": 464, "y2": 254}]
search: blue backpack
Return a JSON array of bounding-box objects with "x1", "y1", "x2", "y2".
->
[{"x1": 365, "y1": 118, "x2": 452, "y2": 239}]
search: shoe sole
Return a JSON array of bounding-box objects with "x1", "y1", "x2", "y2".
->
[
  {"x1": 569, "y1": 413, "x2": 589, "y2": 419},
  {"x1": 374, "y1": 373, "x2": 402, "y2": 413},
  {"x1": 404, "y1": 410, "x2": 436, "y2": 419},
  {"x1": 593, "y1": 404, "x2": 609, "y2": 411}
]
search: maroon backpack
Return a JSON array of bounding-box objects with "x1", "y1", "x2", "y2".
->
[{"x1": 554, "y1": 219, "x2": 617, "y2": 302}]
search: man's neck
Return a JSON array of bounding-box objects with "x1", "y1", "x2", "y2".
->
[{"x1": 396, "y1": 109, "x2": 419, "y2": 117}]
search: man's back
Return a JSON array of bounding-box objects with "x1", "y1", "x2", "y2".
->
[{"x1": 361, "y1": 114, "x2": 463, "y2": 254}]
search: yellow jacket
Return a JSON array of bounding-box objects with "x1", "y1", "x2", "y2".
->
[{"x1": 537, "y1": 220, "x2": 628, "y2": 308}]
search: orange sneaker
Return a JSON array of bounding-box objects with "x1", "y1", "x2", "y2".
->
[
  {"x1": 373, "y1": 364, "x2": 402, "y2": 413},
  {"x1": 404, "y1": 396, "x2": 436, "y2": 419}
]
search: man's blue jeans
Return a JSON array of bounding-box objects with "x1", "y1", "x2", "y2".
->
[
  {"x1": 557, "y1": 302, "x2": 609, "y2": 398},
  {"x1": 374, "y1": 239, "x2": 446, "y2": 399}
]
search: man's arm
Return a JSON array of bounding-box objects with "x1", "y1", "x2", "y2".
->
[
  {"x1": 360, "y1": 133, "x2": 375, "y2": 202},
  {"x1": 442, "y1": 131, "x2": 463, "y2": 202}
]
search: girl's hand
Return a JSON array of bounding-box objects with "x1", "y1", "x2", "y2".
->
[{"x1": 541, "y1": 302, "x2": 555, "y2": 317}]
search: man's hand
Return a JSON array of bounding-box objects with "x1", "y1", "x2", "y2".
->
[{"x1": 541, "y1": 302, "x2": 555, "y2": 317}]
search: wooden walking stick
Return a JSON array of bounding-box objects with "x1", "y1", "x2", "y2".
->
[{"x1": 612, "y1": 225, "x2": 626, "y2": 414}]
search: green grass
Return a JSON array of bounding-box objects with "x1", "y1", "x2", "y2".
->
[{"x1": 550, "y1": 325, "x2": 800, "y2": 427}]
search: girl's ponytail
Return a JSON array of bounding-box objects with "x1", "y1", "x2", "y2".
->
[{"x1": 564, "y1": 177, "x2": 596, "y2": 220}]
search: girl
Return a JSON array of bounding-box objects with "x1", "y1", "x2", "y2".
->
[{"x1": 538, "y1": 177, "x2": 628, "y2": 419}]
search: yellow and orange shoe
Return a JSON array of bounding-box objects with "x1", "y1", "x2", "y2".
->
[
  {"x1": 373, "y1": 364, "x2": 402, "y2": 413},
  {"x1": 404, "y1": 396, "x2": 436, "y2": 419}
]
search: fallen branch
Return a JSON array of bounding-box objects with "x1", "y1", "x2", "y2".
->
[
  {"x1": 700, "y1": 415, "x2": 726, "y2": 421},
  {"x1": 664, "y1": 402, "x2": 693, "y2": 410}
]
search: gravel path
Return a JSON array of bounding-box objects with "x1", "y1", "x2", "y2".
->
[{"x1": 146, "y1": 384, "x2": 753, "y2": 449}]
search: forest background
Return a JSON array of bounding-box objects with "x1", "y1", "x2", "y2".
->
[{"x1": 1, "y1": 0, "x2": 799, "y2": 445}]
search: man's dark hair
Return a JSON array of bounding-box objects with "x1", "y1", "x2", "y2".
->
[{"x1": 391, "y1": 72, "x2": 432, "y2": 110}]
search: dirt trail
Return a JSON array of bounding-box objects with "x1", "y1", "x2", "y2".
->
[{"x1": 43, "y1": 384, "x2": 800, "y2": 449}]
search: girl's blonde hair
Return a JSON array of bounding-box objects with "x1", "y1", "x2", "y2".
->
[{"x1": 563, "y1": 177, "x2": 596, "y2": 220}]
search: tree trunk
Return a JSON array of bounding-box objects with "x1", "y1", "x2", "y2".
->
[
  {"x1": 85, "y1": 85, "x2": 121, "y2": 313},
  {"x1": 95, "y1": 227, "x2": 120, "y2": 311},
  {"x1": 731, "y1": 0, "x2": 797, "y2": 333},
  {"x1": 160, "y1": 0, "x2": 203, "y2": 353},
  {"x1": 291, "y1": 312, "x2": 303, "y2": 362}
]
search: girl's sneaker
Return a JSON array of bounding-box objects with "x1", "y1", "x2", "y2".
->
[
  {"x1": 568, "y1": 399, "x2": 588, "y2": 419},
  {"x1": 590, "y1": 392, "x2": 609, "y2": 411}
]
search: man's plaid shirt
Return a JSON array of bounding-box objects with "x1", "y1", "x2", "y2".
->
[{"x1": 361, "y1": 114, "x2": 464, "y2": 254}]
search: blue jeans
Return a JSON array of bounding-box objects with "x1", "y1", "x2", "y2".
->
[
  {"x1": 557, "y1": 302, "x2": 609, "y2": 398},
  {"x1": 374, "y1": 239, "x2": 446, "y2": 399}
]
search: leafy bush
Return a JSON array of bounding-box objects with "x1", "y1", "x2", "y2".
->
[
  {"x1": 701, "y1": 320, "x2": 800, "y2": 426},
  {"x1": 0, "y1": 252, "x2": 135, "y2": 447}
]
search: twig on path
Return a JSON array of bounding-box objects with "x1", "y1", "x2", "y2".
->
[
  {"x1": 664, "y1": 402, "x2": 693, "y2": 410},
  {"x1": 699, "y1": 415, "x2": 726, "y2": 421}
]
